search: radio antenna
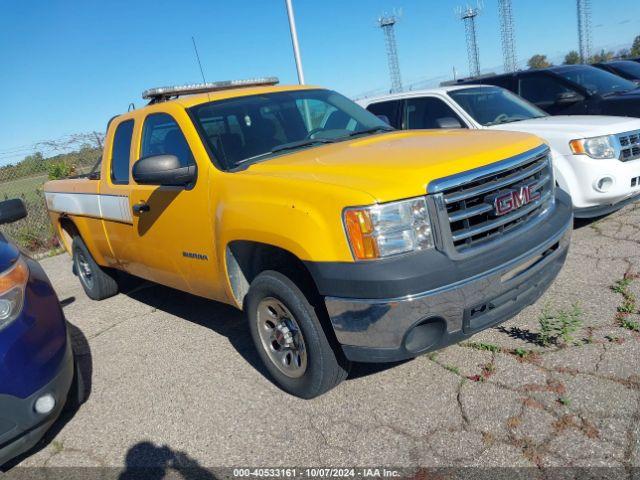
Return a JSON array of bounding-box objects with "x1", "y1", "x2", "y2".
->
[
  {"x1": 192, "y1": 36, "x2": 207, "y2": 84},
  {"x1": 191, "y1": 36, "x2": 211, "y2": 101}
]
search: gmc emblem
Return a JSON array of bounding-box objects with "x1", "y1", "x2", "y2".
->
[{"x1": 493, "y1": 184, "x2": 541, "y2": 216}]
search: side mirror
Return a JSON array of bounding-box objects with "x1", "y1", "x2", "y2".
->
[
  {"x1": 555, "y1": 91, "x2": 583, "y2": 105},
  {"x1": 376, "y1": 115, "x2": 391, "y2": 126},
  {"x1": 132, "y1": 155, "x2": 196, "y2": 187},
  {"x1": 436, "y1": 117, "x2": 463, "y2": 129},
  {"x1": 0, "y1": 199, "x2": 27, "y2": 225}
]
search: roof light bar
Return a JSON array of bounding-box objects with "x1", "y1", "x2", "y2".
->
[{"x1": 142, "y1": 77, "x2": 280, "y2": 102}]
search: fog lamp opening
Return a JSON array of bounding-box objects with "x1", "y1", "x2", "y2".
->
[
  {"x1": 594, "y1": 176, "x2": 614, "y2": 193},
  {"x1": 404, "y1": 317, "x2": 446, "y2": 354},
  {"x1": 34, "y1": 393, "x2": 56, "y2": 415}
]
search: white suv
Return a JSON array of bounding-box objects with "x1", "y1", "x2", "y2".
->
[{"x1": 358, "y1": 85, "x2": 640, "y2": 218}]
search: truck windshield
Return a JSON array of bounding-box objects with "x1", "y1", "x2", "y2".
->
[
  {"x1": 189, "y1": 89, "x2": 393, "y2": 170},
  {"x1": 556, "y1": 66, "x2": 637, "y2": 95},
  {"x1": 448, "y1": 86, "x2": 547, "y2": 126}
]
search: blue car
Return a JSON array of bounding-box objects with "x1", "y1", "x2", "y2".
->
[{"x1": 0, "y1": 199, "x2": 75, "y2": 467}]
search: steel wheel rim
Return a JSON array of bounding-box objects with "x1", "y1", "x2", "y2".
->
[
  {"x1": 256, "y1": 297, "x2": 308, "y2": 378},
  {"x1": 75, "y1": 251, "x2": 94, "y2": 290}
]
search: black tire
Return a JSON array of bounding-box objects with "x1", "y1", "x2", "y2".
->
[
  {"x1": 246, "y1": 270, "x2": 350, "y2": 399},
  {"x1": 72, "y1": 236, "x2": 118, "y2": 300}
]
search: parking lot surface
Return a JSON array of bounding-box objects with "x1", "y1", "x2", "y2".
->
[{"x1": 9, "y1": 204, "x2": 640, "y2": 473}]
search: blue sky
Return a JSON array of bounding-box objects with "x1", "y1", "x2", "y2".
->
[{"x1": 0, "y1": 0, "x2": 639, "y2": 165}]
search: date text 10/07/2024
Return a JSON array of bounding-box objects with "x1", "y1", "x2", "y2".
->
[{"x1": 232, "y1": 468, "x2": 402, "y2": 478}]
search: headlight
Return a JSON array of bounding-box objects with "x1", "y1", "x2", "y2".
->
[
  {"x1": 569, "y1": 135, "x2": 618, "y2": 159},
  {"x1": 0, "y1": 257, "x2": 28, "y2": 330},
  {"x1": 343, "y1": 197, "x2": 434, "y2": 260}
]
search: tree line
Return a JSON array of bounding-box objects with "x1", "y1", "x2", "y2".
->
[{"x1": 526, "y1": 34, "x2": 640, "y2": 70}]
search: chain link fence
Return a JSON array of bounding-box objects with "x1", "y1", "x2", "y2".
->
[{"x1": 0, "y1": 136, "x2": 101, "y2": 254}]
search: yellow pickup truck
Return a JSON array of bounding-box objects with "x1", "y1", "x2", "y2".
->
[{"x1": 44, "y1": 78, "x2": 572, "y2": 398}]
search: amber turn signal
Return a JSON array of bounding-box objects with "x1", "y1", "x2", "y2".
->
[{"x1": 344, "y1": 209, "x2": 379, "y2": 260}]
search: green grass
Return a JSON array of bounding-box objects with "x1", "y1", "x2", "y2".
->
[{"x1": 0, "y1": 173, "x2": 48, "y2": 203}]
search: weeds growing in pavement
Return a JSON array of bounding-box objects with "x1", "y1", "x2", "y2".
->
[
  {"x1": 538, "y1": 304, "x2": 583, "y2": 347},
  {"x1": 611, "y1": 273, "x2": 640, "y2": 331},
  {"x1": 620, "y1": 317, "x2": 640, "y2": 332},
  {"x1": 513, "y1": 348, "x2": 529, "y2": 358},
  {"x1": 463, "y1": 342, "x2": 501, "y2": 353}
]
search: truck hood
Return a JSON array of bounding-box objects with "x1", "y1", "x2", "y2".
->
[
  {"x1": 244, "y1": 130, "x2": 544, "y2": 203},
  {"x1": 487, "y1": 115, "x2": 640, "y2": 139}
]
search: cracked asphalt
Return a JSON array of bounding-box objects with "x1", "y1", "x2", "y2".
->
[{"x1": 8, "y1": 203, "x2": 640, "y2": 474}]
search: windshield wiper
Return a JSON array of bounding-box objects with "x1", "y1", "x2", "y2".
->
[
  {"x1": 347, "y1": 126, "x2": 395, "y2": 137},
  {"x1": 271, "y1": 138, "x2": 336, "y2": 153},
  {"x1": 235, "y1": 138, "x2": 336, "y2": 166}
]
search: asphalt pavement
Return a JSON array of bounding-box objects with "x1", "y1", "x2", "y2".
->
[{"x1": 8, "y1": 203, "x2": 640, "y2": 475}]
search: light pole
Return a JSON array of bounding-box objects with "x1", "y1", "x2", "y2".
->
[{"x1": 285, "y1": 0, "x2": 305, "y2": 84}]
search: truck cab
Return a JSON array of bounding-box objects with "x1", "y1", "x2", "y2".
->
[{"x1": 45, "y1": 78, "x2": 573, "y2": 398}]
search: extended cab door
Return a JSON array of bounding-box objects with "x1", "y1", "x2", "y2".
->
[
  {"x1": 99, "y1": 117, "x2": 150, "y2": 279},
  {"x1": 128, "y1": 109, "x2": 218, "y2": 298}
]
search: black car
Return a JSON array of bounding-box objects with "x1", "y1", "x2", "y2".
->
[
  {"x1": 593, "y1": 61, "x2": 640, "y2": 85},
  {"x1": 447, "y1": 65, "x2": 640, "y2": 117}
]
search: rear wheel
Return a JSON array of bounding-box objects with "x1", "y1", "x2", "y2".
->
[
  {"x1": 246, "y1": 271, "x2": 350, "y2": 398},
  {"x1": 72, "y1": 236, "x2": 118, "y2": 300}
]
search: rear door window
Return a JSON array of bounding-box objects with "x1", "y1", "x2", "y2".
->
[
  {"x1": 141, "y1": 113, "x2": 195, "y2": 167},
  {"x1": 518, "y1": 74, "x2": 573, "y2": 105},
  {"x1": 110, "y1": 120, "x2": 134, "y2": 184},
  {"x1": 366, "y1": 100, "x2": 402, "y2": 128},
  {"x1": 405, "y1": 97, "x2": 467, "y2": 129}
]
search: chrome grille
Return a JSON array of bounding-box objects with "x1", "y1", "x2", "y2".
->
[
  {"x1": 617, "y1": 130, "x2": 640, "y2": 162},
  {"x1": 429, "y1": 146, "x2": 554, "y2": 257}
]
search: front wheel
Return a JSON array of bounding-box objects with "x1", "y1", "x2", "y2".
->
[{"x1": 246, "y1": 271, "x2": 350, "y2": 398}]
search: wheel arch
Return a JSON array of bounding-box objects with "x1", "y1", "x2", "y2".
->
[
  {"x1": 224, "y1": 240, "x2": 320, "y2": 310},
  {"x1": 58, "y1": 215, "x2": 80, "y2": 253},
  {"x1": 57, "y1": 215, "x2": 108, "y2": 266}
]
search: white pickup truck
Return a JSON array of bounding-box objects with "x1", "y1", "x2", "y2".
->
[{"x1": 359, "y1": 85, "x2": 640, "y2": 217}]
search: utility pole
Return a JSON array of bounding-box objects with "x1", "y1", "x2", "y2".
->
[
  {"x1": 456, "y1": 4, "x2": 482, "y2": 77},
  {"x1": 378, "y1": 14, "x2": 403, "y2": 93},
  {"x1": 285, "y1": 0, "x2": 305, "y2": 84},
  {"x1": 498, "y1": 0, "x2": 517, "y2": 72}
]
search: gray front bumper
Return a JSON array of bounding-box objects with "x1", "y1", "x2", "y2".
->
[
  {"x1": 325, "y1": 218, "x2": 572, "y2": 363},
  {"x1": 0, "y1": 335, "x2": 74, "y2": 468},
  {"x1": 574, "y1": 191, "x2": 640, "y2": 218}
]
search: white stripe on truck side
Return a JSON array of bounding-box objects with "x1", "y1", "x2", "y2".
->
[{"x1": 44, "y1": 192, "x2": 133, "y2": 224}]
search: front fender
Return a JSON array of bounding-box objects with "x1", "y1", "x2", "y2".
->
[
  {"x1": 549, "y1": 148, "x2": 576, "y2": 202},
  {"x1": 216, "y1": 195, "x2": 351, "y2": 263}
]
